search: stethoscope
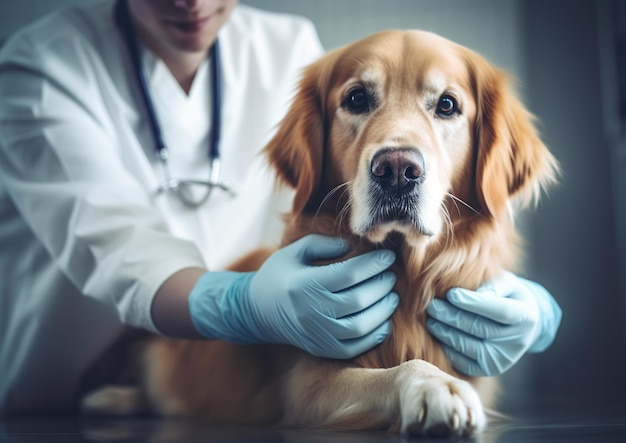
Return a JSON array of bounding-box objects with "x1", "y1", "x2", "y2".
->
[{"x1": 115, "y1": 0, "x2": 236, "y2": 208}]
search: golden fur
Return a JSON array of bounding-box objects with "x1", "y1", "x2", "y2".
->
[{"x1": 86, "y1": 30, "x2": 557, "y2": 436}]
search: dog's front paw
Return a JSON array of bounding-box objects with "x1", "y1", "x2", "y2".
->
[{"x1": 396, "y1": 360, "x2": 486, "y2": 437}]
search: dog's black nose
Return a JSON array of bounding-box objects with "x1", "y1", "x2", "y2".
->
[{"x1": 370, "y1": 148, "x2": 425, "y2": 193}]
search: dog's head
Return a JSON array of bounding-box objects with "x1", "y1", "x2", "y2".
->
[{"x1": 266, "y1": 30, "x2": 557, "y2": 245}]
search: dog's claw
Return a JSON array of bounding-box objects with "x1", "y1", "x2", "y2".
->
[
  {"x1": 450, "y1": 411, "x2": 460, "y2": 431},
  {"x1": 417, "y1": 403, "x2": 426, "y2": 424}
]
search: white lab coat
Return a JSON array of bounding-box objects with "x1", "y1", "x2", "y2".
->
[{"x1": 0, "y1": 0, "x2": 323, "y2": 413}]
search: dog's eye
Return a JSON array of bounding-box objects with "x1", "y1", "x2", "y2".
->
[
  {"x1": 345, "y1": 88, "x2": 371, "y2": 114},
  {"x1": 436, "y1": 95, "x2": 458, "y2": 117}
]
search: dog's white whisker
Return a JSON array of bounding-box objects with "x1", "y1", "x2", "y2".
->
[
  {"x1": 440, "y1": 205, "x2": 455, "y2": 249},
  {"x1": 314, "y1": 181, "x2": 352, "y2": 220},
  {"x1": 446, "y1": 193, "x2": 480, "y2": 216},
  {"x1": 337, "y1": 197, "x2": 354, "y2": 232}
]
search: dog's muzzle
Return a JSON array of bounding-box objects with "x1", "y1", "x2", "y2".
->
[{"x1": 367, "y1": 147, "x2": 429, "y2": 230}]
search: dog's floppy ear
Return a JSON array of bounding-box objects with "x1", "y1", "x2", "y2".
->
[
  {"x1": 467, "y1": 52, "x2": 559, "y2": 220},
  {"x1": 264, "y1": 60, "x2": 326, "y2": 216}
]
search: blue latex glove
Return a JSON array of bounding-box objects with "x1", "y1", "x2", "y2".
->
[
  {"x1": 189, "y1": 234, "x2": 400, "y2": 359},
  {"x1": 426, "y1": 272, "x2": 562, "y2": 376}
]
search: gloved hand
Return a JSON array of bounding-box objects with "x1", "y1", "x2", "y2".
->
[
  {"x1": 426, "y1": 272, "x2": 562, "y2": 376},
  {"x1": 189, "y1": 234, "x2": 400, "y2": 359}
]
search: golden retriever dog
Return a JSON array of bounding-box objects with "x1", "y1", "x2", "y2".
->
[{"x1": 85, "y1": 30, "x2": 558, "y2": 437}]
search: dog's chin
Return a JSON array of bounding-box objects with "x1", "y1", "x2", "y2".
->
[{"x1": 352, "y1": 209, "x2": 440, "y2": 246}]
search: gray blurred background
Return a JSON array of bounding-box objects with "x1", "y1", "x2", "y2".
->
[{"x1": 1, "y1": 0, "x2": 624, "y2": 415}]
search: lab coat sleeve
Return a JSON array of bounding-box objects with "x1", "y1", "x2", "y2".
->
[{"x1": 0, "y1": 33, "x2": 206, "y2": 333}]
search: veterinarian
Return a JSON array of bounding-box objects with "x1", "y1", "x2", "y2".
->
[{"x1": 0, "y1": 0, "x2": 561, "y2": 414}]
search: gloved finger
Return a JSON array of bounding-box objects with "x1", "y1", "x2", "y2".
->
[
  {"x1": 440, "y1": 345, "x2": 488, "y2": 377},
  {"x1": 292, "y1": 234, "x2": 352, "y2": 263},
  {"x1": 334, "y1": 320, "x2": 393, "y2": 359},
  {"x1": 526, "y1": 280, "x2": 563, "y2": 353},
  {"x1": 329, "y1": 271, "x2": 397, "y2": 318},
  {"x1": 426, "y1": 318, "x2": 483, "y2": 361},
  {"x1": 311, "y1": 249, "x2": 396, "y2": 293},
  {"x1": 426, "y1": 298, "x2": 508, "y2": 339},
  {"x1": 477, "y1": 271, "x2": 519, "y2": 295},
  {"x1": 446, "y1": 286, "x2": 534, "y2": 325},
  {"x1": 322, "y1": 292, "x2": 399, "y2": 340}
]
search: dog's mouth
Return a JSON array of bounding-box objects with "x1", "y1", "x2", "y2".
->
[{"x1": 363, "y1": 185, "x2": 435, "y2": 236}]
